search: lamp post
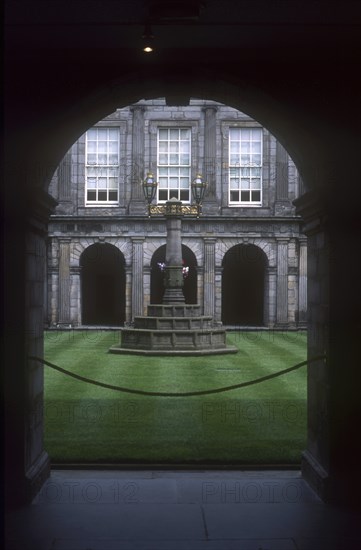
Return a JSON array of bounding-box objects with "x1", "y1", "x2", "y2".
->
[{"x1": 143, "y1": 172, "x2": 207, "y2": 304}]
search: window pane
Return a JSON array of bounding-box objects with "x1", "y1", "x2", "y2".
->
[
  {"x1": 87, "y1": 178, "x2": 97, "y2": 188},
  {"x1": 251, "y1": 178, "x2": 261, "y2": 189},
  {"x1": 87, "y1": 142, "x2": 96, "y2": 153},
  {"x1": 98, "y1": 154, "x2": 107, "y2": 165},
  {"x1": 159, "y1": 190, "x2": 168, "y2": 200},
  {"x1": 241, "y1": 142, "x2": 250, "y2": 153},
  {"x1": 98, "y1": 191, "x2": 107, "y2": 201},
  {"x1": 230, "y1": 190, "x2": 239, "y2": 202},
  {"x1": 159, "y1": 142, "x2": 168, "y2": 153},
  {"x1": 159, "y1": 129, "x2": 168, "y2": 139},
  {"x1": 170, "y1": 177, "x2": 179, "y2": 187},
  {"x1": 87, "y1": 154, "x2": 96, "y2": 165},
  {"x1": 230, "y1": 154, "x2": 240, "y2": 166},
  {"x1": 252, "y1": 190, "x2": 261, "y2": 202},
  {"x1": 241, "y1": 179, "x2": 250, "y2": 189},
  {"x1": 241, "y1": 155, "x2": 250, "y2": 165},
  {"x1": 241, "y1": 129, "x2": 250, "y2": 140},
  {"x1": 180, "y1": 167, "x2": 189, "y2": 176},
  {"x1": 159, "y1": 167, "x2": 168, "y2": 176},
  {"x1": 98, "y1": 178, "x2": 107, "y2": 189},
  {"x1": 230, "y1": 179, "x2": 239, "y2": 189},
  {"x1": 252, "y1": 154, "x2": 261, "y2": 166},
  {"x1": 159, "y1": 154, "x2": 168, "y2": 165},
  {"x1": 108, "y1": 191, "x2": 118, "y2": 201},
  {"x1": 180, "y1": 178, "x2": 189, "y2": 188},
  {"x1": 251, "y1": 142, "x2": 261, "y2": 153},
  {"x1": 169, "y1": 189, "x2": 178, "y2": 198},
  {"x1": 98, "y1": 141, "x2": 107, "y2": 152},
  {"x1": 180, "y1": 190, "x2": 189, "y2": 201},
  {"x1": 170, "y1": 155, "x2": 178, "y2": 165},
  {"x1": 251, "y1": 129, "x2": 262, "y2": 140},
  {"x1": 159, "y1": 178, "x2": 168, "y2": 188},
  {"x1": 241, "y1": 191, "x2": 250, "y2": 201},
  {"x1": 230, "y1": 128, "x2": 241, "y2": 140},
  {"x1": 241, "y1": 167, "x2": 250, "y2": 176},
  {"x1": 97, "y1": 128, "x2": 107, "y2": 139},
  {"x1": 170, "y1": 129, "x2": 179, "y2": 139},
  {"x1": 87, "y1": 129, "x2": 97, "y2": 139},
  {"x1": 109, "y1": 129, "x2": 119, "y2": 140},
  {"x1": 180, "y1": 154, "x2": 189, "y2": 165},
  {"x1": 108, "y1": 178, "x2": 118, "y2": 189},
  {"x1": 170, "y1": 142, "x2": 179, "y2": 153},
  {"x1": 109, "y1": 141, "x2": 118, "y2": 153},
  {"x1": 180, "y1": 129, "x2": 189, "y2": 139},
  {"x1": 180, "y1": 141, "x2": 190, "y2": 153},
  {"x1": 87, "y1": 190, "x2": 96, "y2": 201}
]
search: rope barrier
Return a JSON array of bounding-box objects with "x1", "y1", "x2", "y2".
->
[{"x1": 28, "y1": 354, "x2": 326, "y2": 398}]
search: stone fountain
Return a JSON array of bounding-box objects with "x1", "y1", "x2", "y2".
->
[{"x1": 109, "y1": 176, "x2": 237, "y2": 356}]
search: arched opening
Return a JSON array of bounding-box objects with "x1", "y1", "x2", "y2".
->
[
  {"x1": 222, "y1": 244, "x2": 268, "y2": 326},
  {"x1": 80, "y1": 243, "x2": 125, "y2": 325},
  {"x1": 5, "y1": 49, "x2": 360, "y2": 507},
  {"x1": 150, "y1": 244, "x2": 197, "y2": 304}
]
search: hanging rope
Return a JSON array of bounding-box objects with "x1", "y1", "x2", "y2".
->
[{"x1": 28, "y1": 354, "x2": 326, "y2": 398}]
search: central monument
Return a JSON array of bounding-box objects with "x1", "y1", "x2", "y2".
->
[{"x1": 110, "y1": 174, "x2": 237, "y2": 356}]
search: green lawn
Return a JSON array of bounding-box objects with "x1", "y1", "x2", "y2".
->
[{"x1": 44, "y1": 330, "x2": 307, "y2": 464}]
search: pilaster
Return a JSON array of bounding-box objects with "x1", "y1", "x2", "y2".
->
[
  {"x1": 298, "y1": 237, "x2": 307, "y2": 326},
  {"x1": 129, "y1": 106, "x2": 147, "y2": 214},
  {"x1": 276, "y1": 238, "x2": 289, "y2": 326},
  {"x1": 131, "y1": 237, "x2": 145, "y2": 317},
  {"x1": 202, "y1": 106, "x2": 219, "y2": 214},
  {"x1": 203, "y1": 238, "x2": 216, "y2": 317},
  {"x1": 58, "y1": 238, "x2": 71, "y2": 325}
]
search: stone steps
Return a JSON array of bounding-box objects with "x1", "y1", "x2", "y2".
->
[
  {"x1": 109, "y1": 303, "x2": 238, "y2": 356},
  {"x1": 133, "y1": 316, "x2": 214, "y2": 330}
]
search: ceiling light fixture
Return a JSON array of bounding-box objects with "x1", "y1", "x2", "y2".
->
[{"x1": 142, "y1": 22, "x2": 154, "y2": 53}]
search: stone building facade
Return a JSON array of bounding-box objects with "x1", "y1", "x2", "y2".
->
[{"x1": 47, "y1": 99, "x2": 307, "y2": 329}]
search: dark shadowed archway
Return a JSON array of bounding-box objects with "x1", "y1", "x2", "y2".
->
[
  {"x1": 80, "y1": 243, "x2": 125, "y2": 325},
  {"x1": 151, "y1": 244, "x2": 197, "y2": 304},
  {"x1": 222, "y1": 244, "x2": 268, "y2": 326}
]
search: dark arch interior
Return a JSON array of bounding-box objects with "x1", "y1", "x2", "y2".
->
[
  {"x1": 150, "y1": 244, "x2": 197, "y2": 304},
  {"x1": 222, "y1": 244, "x2": 268, "y2": 326},
  {"x1": 80, "y1": 243, "x2": 125, "y2": 325}
]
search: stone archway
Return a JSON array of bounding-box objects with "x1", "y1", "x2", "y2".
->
[
  {"x1": 80, "y1": 243, "x2": 125, "y2": 326},
  {"x1": 222, "y1": 244, "x2": 268, "y2": 326},
  {"x1": 150, "y1": 244, "x2": 197, "y2": 305},
  {"x1": 5, "y1": 56, "x2": 360, "y2": 506}
]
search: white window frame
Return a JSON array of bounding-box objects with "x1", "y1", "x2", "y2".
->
[
  {"x1": 85, "y1": 127, "x2": 120, "y2": 206},
  {"x1": 157, "y1": 127, "x2": 191, "y2": 203},
  {"x1": 228, "y1": 127, "x2": 263, "y2": 207}
]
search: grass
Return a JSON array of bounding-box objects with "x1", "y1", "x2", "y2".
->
[{"x1": 44, "y1": 330, "x2": 307, "y2": 465}]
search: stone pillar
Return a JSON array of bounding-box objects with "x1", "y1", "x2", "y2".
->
[
  {"x1": 125, "y1": 266, "x2": 132, "y2": 323},
  {"x1": 298, "y1": 237, "x2": 307, "y2": 326},
  {"x1": 276, "y1": 238, "x2": 289, "y2": 326},
  {"x1": 275, "y1": 141, "x2": 292, "y2": 215},
  {"x1": 4, "y1": 186, "x2": 56, "y2": 506},
  {"x1": 267, "y1": 266, "x2": 277, "y2": 327},
  {"x1": 203, "y1": 238, "x2": 216, "y2": 317},
  {"x1": 163, "y1": 200, "x2": 184, "y2": 304},
  {"x1": 58, "y1": 151, "x2": 72, "y2": 201},
  {"x1": 295, "y1": 190, "x2": 361, "y2": 504},
  {"x1": 202, "y1": 106, "x2": 219, "y2": 214},
  {"x1": 131, "y1": 238, "x2": 145, "y2": 317},
  {"x1": 214, "y1": 265, "x2": 223, "y2": 322},
  {"x1": 129, "y1": 106, "x2": 146, "y2": 214},
  {"x1": 143, "y1": 265, "x2": 151, "y2": 314},
  {"x1": 58, "y1": 239, "x2": 71, "y2": 325},
  {"x1": 49, "y1": 269, "x2": 58, "y2": 326},
  {"x1": 70, "y1": 266, "x2": 81, "y2": 326}
]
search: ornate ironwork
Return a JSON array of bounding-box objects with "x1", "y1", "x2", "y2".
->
[{"x1": 149, "y1": 204, "x2": 200, "y2": 216}]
